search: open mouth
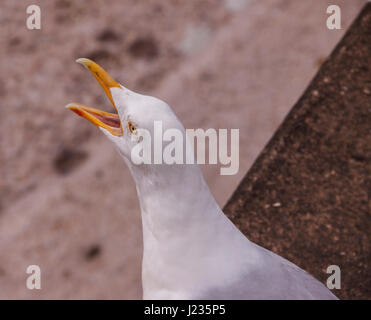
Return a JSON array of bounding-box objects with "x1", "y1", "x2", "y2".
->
[
  {"x1": 66, "y1": 102, "x2": 122, "y2": 136},
  {"x1": 66, "y1": 58, "x2": 123, "y2": 136}
]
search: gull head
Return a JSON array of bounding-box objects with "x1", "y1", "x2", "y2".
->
[{"x1": 66, "y1": 58, "x2": 184, "y2": 162}]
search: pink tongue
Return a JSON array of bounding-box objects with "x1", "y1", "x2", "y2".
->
[{"x1": 93, "y1": 113, "x2": 121, "y2": 128}]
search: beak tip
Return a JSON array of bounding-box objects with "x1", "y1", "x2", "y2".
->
[
  {"x1": 76, "y1": 58, "x2": 90, "y2": 67},
  {"x1": 65, "y1": 103, "x2": 77, "y2": 110}
]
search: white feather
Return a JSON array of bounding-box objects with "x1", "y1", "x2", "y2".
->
[{"x1": 100, "y1": 85, "x2": 338, "y2": 300}]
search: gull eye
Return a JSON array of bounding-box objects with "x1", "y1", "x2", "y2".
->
[{"x1": 128, "y1": 121, "x2": 137, "y2": 134}]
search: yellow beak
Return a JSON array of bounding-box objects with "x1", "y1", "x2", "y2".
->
[{"x1": 66, "y1": 58, "x2": 123, "y2": 136}]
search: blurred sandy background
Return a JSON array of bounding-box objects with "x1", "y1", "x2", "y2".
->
[{"x1": 0, "y1": 0, "x2": 366, "y2": 299}]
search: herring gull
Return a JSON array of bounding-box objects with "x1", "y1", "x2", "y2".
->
[{"x1": 66, "y1": 58, "x2": 338, "y2": 300}]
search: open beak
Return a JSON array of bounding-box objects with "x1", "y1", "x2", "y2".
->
[{"x1": 66, "y1": 58, "x2": 123, "y2": 136}]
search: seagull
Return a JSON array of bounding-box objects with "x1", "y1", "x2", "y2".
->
[{"x1": 66, "y1": 58, "x2": 338, "y2": 300}]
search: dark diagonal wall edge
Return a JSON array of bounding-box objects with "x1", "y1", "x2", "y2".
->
[{"x1": 224, "y1": 4, "x2": 371, "y2": 300}]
